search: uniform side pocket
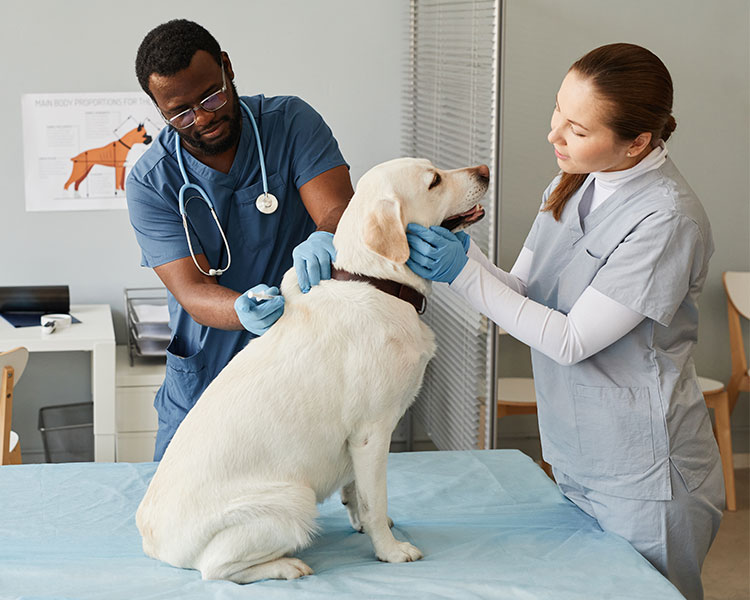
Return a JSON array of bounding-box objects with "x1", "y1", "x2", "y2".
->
[
  {"x1": 574, "y1": 384, "x2": 656, "y2": 475},
  {"x1": 162, "y1": 335, "x2": 210, "y2": 414}
]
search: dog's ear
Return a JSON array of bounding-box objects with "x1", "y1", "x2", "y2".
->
[{"x1": 362, "y1": 197, "x2": 410, "y2": 263}]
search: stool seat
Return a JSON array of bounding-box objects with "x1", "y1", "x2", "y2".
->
[
  {"x1": 698, "y1": 377, "x2": 724, "y2": 394},
  {"x1": 496, "y1": 377, "x2": 536, "y2": 405}
]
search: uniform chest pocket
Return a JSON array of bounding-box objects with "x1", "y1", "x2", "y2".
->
[
  {"x1": 557, "y1": 248, "x2": 606, "y2": 313},
  {"x1": 234, "y1": 172, "x2": 288, "y2": 254},
  {"x1": 574, "y1": 385, "x2": 655, "y2": 475}
]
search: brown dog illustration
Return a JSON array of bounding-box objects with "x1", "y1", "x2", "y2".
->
[{"x1": 64, "y1": 125, "x2": 152, "y2": 192}]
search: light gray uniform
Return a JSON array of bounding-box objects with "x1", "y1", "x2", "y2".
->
[{"x1": 524, "y1": 158, "x2": 724, "y2": 600}]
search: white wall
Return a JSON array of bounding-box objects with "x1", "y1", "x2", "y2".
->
[
  {"x1": 1, "y1": 0, "x2": 407, "y2": 460},
  {"x1": 497, "y1": 0, "x2": 750, "y2": 454},
  {"x1": 3, "y1": 0, "x2": 748, "y2": 461}
]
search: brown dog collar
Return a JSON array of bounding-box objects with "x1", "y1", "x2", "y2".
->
[{"x1": 330, "y1": 268, "x2": 426, "y2": 314}]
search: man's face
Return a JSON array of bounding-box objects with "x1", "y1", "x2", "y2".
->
[{"x1": 149, "y1": 50, "x2": 242, "y2": 157}]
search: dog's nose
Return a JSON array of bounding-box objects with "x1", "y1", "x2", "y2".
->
[
  {"x1": 144, "y1": 135, "x2": 153, "y2": 145},
  {"x1": 476, "y1": 164, "x2": 490, "y2": 183}
]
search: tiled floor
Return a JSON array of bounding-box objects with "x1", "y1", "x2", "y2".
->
[{"x1": 702, "y1": 468, "x2": 750, "y2": 600}]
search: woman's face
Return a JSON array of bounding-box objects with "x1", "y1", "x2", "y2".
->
[{"x1": 548, "y1": 70, "x2": 638, "y2": 173}]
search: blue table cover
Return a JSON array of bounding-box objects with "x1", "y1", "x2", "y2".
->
[{"x1": 0, "y1": 450, "x2": 683, "y2": 599}]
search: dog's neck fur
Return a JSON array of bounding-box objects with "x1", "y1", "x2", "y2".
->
[{"x1": 333, "y1": 201, "x2": 431, "y2": 297}]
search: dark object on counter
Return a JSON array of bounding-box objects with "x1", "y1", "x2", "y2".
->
[{"x1": 0, "y1": 285, "x2": 70, "y2": 314}]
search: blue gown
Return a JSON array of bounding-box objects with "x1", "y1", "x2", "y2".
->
[{"x1": 126, "y1": 95, "x2": 348, "y2": 459}]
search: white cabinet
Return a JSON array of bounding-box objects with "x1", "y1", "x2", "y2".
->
[{"x1": 115, "y1": 345, "x2": 164, "y2": 462}]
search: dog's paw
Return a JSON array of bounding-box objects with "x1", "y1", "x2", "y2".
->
[
  {"x1": 207, "y1": 557, "x2": 313, "y2": 583},
  {"x1": 262, "y1": 557, "x2": 314, "y2": 580},
  {"x1": 376, "y1": 541, "x2": 423, "y2": 563},
  {"x1": 278, "y1": 558, "x2": 314, "y2": 579}
]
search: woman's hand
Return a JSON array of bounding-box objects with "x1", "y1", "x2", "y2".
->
[{"x1": 405, "y1": 224, "x2": 470, "y2": 283}]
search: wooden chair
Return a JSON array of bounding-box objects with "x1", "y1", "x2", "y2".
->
[
  {"x1": 701, "y1": 270, "x2": 750, "y2": 513},
  {"x1": 698, "y1": 376, "x2": 736, "y2": 511},
  {"x1": 1, "y1": 347, "x2": 29, "y2": 465},
  {"x1": 496, "y1": 376, "x2": 553, "y2": 478},
  {"x1": 724, "y1": 272, "x2": 749, "y2": 415}
]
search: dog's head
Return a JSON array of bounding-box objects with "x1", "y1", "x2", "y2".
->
[
  {"x1": 137, "y1": 123, "x2": 153, "y2": 145},
  {"x1": 334, "y1": 158, "x2": 488, "y2": 274},
  {"x1": 122, "y1": 125, "x2": 152, "y2": 146}
]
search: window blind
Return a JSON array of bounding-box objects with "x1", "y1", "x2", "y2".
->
[{"x1": 403, "y1": 0, "x2": 500, "y2": 450}]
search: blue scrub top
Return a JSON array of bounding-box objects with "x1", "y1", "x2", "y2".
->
[
  {"x1": 524, "y1": 158, "x2": 719, "y2": 501},
  {"x1": 126, "y1": 95, "x2": 348, "y2": 458}
]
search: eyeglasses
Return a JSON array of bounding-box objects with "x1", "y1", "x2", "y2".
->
[{"x1": 159, "y1": 64, "x2": 228, "y2": 130}]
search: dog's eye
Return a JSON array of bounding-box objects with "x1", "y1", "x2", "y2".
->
[{"x1": 429, "y1": 173, "x2": 441, "y2": 190}]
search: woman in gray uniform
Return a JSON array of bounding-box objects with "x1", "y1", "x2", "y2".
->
[{"x1": 406, "y1": 43, "x2": 724, "y2": 600}]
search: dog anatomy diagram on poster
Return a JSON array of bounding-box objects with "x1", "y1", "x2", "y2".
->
[{"x1": 22, "y1": 92, "x2": 162, "y2": 211}]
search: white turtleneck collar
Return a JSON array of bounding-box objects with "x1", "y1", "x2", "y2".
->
[
  {"x1": 579, "y1": 141, "x2": 668, "y2": 220},
  {"x1": 594, "y1": 140, "x2": 668, "y2": 184}
]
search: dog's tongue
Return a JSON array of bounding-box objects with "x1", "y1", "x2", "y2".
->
[{"x1": 440, "y1": 205, "x2": 485, "y2": 231}]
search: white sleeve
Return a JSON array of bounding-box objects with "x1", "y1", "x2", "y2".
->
[
  {"x1": 449, "y1": 258, "x2": 645, "y2": 365},
  {"x1": 509, "y1": 246, "x2": 533, "y2": 286},
  {"x1": 465, "y1": 239, "x2": 531, "y2": 295}
]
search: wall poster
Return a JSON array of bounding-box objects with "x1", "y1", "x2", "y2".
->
[{"x1": 22, "y1": 92, "x2": 162, "y2": 211}]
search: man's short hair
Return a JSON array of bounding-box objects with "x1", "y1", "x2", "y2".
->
[{"x1": 136, "y1": 19, "x2": 222, "y2": 98}]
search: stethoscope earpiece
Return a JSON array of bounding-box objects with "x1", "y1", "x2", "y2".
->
[{"x1": 176, "y1": 99, "x2": 275, "y2": 278}]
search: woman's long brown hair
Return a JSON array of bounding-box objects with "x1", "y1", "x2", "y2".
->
[{"x1": 543, "y1": 43, "x2": 677, "y2": 220}]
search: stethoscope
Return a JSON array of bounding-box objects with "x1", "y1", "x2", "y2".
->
[{"x1": 176, "y1": 99, "x2": 278, "y2": 277}]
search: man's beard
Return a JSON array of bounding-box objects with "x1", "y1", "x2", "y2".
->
[{"x1": 177, "y1": 81, "x2": 242, "y2": 156}]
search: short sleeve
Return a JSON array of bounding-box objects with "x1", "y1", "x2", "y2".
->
[
  {"x1": 522, "y1": 213, "x2": 542, "y2": 252},
  {"x1": 523, "y1": 175, "x2": 560, "y2": 251},
  {"x1": 126, "y1": 175, "x2": 197, "y2": 268},
  {"x1": 283, "y1": 97, "x2": 348, "y2": 189},
  {"x1": 590, "y1": 211, "x2": 705, "y2": 327}
]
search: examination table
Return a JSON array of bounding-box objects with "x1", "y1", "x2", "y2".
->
[{"x1": 0, "y1": 450, "x2": 683, "y2": 599}]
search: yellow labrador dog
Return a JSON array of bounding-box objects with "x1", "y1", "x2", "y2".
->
[{"x1": 136, "y1": 158, "x2": 488, "y2": 583}]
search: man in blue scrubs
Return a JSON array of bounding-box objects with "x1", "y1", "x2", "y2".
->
[{"x1": 126, "y1": 19, "x2": 353, "y2": 460}]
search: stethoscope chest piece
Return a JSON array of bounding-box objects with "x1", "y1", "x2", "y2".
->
[{"x1": 256, "y1": 192, "x2": 278, "y2": 214}]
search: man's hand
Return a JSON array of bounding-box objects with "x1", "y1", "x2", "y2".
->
[
  {"x1": 292, "y1": 231, "x2": 336, "y2": 293},
  {"x1": 234, "y1": 284, "x2": 285, "y2": 335}
]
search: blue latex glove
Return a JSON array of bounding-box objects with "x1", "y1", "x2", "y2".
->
[
  {"x1": 292, "y1": 231, "x2": 336, "y2": 293},
  {"x1": 234, "y1": 284, "x2": 284, "y2": 336},
  {"x1": 456, "y1": 230, "x2": 471, "y2": 253},
  {"x1": 405, "y1": 224, "x2": 469, "y2": 284}
]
